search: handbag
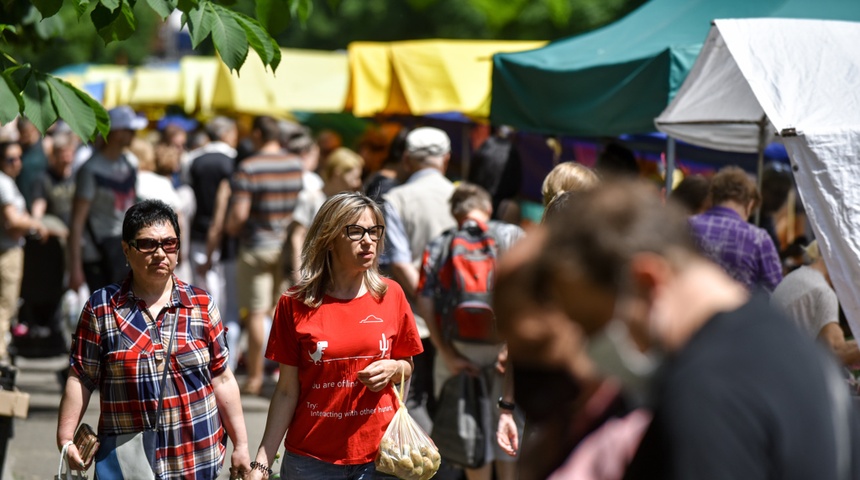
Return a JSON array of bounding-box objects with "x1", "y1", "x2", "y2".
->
[
  {"x1": 430, "y1": 371, "x2": 490, "y2": 469},
  {"x1": 94, "y1": 313, "x2": 178, "y2": 480},
  {"x1": 56, "y1": 442, "x2": 87, "y2": 480},
  {"x1": 74, "y1": 423, "x2": 100, "y2": 467}
]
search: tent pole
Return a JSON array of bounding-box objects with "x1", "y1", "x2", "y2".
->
[
  {"x1": 461, "y1": 123, "x2": 471, "y2": 181},
  {"x1": 665, "y1": 136, "x2": 676, "y2": 195},
  {"x1": 754, "y1": 117, "x2": 767, "y2": 225}
]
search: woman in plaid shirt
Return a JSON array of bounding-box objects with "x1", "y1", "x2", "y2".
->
[{"x1": 56, "y1": 199, "x2": 251, "y2": 479}]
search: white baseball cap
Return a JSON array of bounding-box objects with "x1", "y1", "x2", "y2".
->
[
  {"x1": 108, "y1": 106, "x2": 147, "y2": 131},
  {"x1": 405, "y1": 127, "x2": 450, "y2": 157}
]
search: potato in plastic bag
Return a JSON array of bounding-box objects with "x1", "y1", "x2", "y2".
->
[{"x1": 376, "y1": 369, "x2": 440, "y2": 480}]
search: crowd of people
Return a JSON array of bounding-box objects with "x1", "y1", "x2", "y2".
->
[{"x1": 0, "y1": 104, "x2": 854, "y2": 479}]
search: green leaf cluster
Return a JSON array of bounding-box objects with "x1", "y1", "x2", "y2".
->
[{"x1": 0, "y1": 0, "x2": 289, "y2": 141}]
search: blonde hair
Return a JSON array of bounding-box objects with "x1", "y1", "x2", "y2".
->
[
  {"x1": 129, "y1": 138, "x2": 155, "y2": 172},
  {"x1": 804, "y1": 240, "x2": 821, "y2": 262},
  {"x1": 541, "y1": 162, "x2": 599, "y2": 206},
  {"x1": 322, "y1": 147, "x2": 364, "y2": 183},
  {"x1": 291, "y1": 192, "x2": 388, "y2": 307}
]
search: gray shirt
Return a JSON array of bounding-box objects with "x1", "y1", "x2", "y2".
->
[
  {"x1": 75, "y1": 151, "x2": 137, "y2": 262},
  {"x1": 0, "y1": 171, "x2": 25, "y2": 251},
  {"x1": 770, "y1": 265, "x2": 838, "y2": 338}
]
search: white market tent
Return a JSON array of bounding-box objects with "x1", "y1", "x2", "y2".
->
[{"x1": 655, "y1": 18, "x2": 860, "y2": 336}]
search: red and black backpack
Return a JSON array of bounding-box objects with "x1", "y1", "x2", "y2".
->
[{"x1": 435, "y1": 220, "x2": 500, "y2": 344}]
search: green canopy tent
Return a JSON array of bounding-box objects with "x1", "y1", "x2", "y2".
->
[{"x1": 490, "y1": 0, "x2": 860, "y2": 138}]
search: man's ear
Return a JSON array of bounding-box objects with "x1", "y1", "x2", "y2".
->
[{"x1": 629, "y1": 252, "x2": 673, "y2": 303}]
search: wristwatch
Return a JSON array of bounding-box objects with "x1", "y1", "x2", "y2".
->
[{"x1": 498, "y1": 397, "x2": 516, "y2": 411}]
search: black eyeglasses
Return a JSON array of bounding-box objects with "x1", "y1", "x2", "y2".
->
[
  {"x1": 3, "y1": 156, "x2": 20, "y2": 164},
  {"x1": 344, "y1": 224, "x2": 384, "y2": 242},
  {"x1": 129, "y1": 237, "x2": 180, "y2": 253}
]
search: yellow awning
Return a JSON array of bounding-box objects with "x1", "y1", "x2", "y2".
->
[
  {"x1": 347, "y1": 39, "x2": 547, "y2": 118},
  {"x1": 128, "y1": 66, "x2": 182, "y2": 107},
  {"x1": 57, "y1": 65, "x2": 133, "y2": 108},
  {"x1": 179, "y1": 56, "x2": 220, "y2": 115},
  {"x1": 211, "y1": 48, "x2": 349, "y2": 117}
]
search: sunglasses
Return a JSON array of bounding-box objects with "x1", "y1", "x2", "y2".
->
[
  {"x1": 3, "y1": 156, "x2": 21, "y2": 164},
  {"x1": 128, "y1": 237, "x2": 180, "y2": 254},
  {"x1": 344, "y1": 224, "x2": 384, "y2": 242}
]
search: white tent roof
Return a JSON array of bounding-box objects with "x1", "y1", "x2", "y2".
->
[{"x1": 656, "y1": 18, "x2": 860, "y2": 335}]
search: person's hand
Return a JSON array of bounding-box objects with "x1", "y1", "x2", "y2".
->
[
  {"x1": 441, "y1": 348, "x2": 481, "y2": 377},
  {"x1": 496, "y1": 344, "x2": 509, "y2": 375},
  {"x1": 64, "y1": 443, "x2": 90, "y2": 471},
  {"x1": 69, "y1": 265, "x2": 85, "y2": 292},
  {"x1": 246, "y1": 470, "x2": 264, "y2": 480},
  {"x1": 496, "y1": 410, "x2": 519, "y2": 457},
  {"x1": 229, "y1": 444, "x2": 251, "y2": 479},
  {"x1": 195, "y1": 258, "x2": 212, "y2": 277},
  {"x1": 357, "y1": 359, "x2": 400, "y2": 392}
]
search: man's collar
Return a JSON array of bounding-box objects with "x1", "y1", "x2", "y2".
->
[{"x1": 406, "y1": 167, "x2": 441, "y2": 184}]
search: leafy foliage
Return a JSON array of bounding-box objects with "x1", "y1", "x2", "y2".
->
[
  {"x1": 0, "y1": 0, "x2": 644, "y2": 142},
  {"x1": 0, "y1": 0, "x2": 286, "y2": 141}
]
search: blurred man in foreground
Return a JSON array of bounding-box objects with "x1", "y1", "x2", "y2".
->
[{"x1": 496, "y1": 180, "x2": 860, "y2": 480}]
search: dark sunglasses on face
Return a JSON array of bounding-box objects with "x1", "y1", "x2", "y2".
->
[
  {"x1": 4, "y1": 156, "x2": 21, "y2": 164},
  {"x1": 129, "y1": 237, "x2": 180, "y2": 253},
  {"x1": 344, "y1": 224, "x2": 384, "y2": 242}
]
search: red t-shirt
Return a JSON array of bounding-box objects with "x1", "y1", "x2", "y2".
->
[{"x1": 265, "y1": 278, "x2": 424, "y2": 464}]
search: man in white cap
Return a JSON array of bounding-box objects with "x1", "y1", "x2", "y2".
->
[
  {"x1": 68, "y1": 106, "x2": 146, "y2": 292},
  {"x1": 382, "y1": 126, "x2": 457, "y2": 430}
]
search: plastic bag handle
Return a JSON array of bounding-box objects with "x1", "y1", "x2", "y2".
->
[
  {"x1": 58, "y1": 441, "x2": 74, "y2": 478},
  {"x1": 392, "y1": 362, "x2": 406, "y2": 406}
]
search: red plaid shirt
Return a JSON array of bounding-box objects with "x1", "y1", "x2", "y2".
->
[{"x1": 70, "y1": 274, "x2": 229, "y2": 479}]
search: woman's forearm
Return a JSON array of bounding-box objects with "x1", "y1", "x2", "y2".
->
[
  {"x1": 56, "y1": 372, "x2": 92, "y2": 449},
  {"x1": 212, "y1": 367, "x2": 249, "y2": 449},
  {"x1": 254, "y1": 365, "x2": 300, "y2": 465}
]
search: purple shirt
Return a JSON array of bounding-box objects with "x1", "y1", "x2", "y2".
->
[{"x1": 689, "y1": 206, "x2": 783, "y2": 292}]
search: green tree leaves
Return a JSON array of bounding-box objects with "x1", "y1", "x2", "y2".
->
[
  {"x1": 145, "y1": 0, "x2": 176, "y2": 19},
  {"x1": 0, "y1": 64, "x2": 109, "y2": 142},
  {"x1": 184, "y1": 2, "x2": 280, "y2": 72},
  {"x1": 1, "y1": 0, "x2": 286, "y2": 140},
  {"x1": 0, "y1": 72, "x2": 23, "y2": 125},
  {"x1": 91, "y1": 0, "x2": 137, "y2": 43},
  {"x1": 208, "y1": 4, "x2": 248, "y2": 71},
  {"x1": 31, "y1": 0, "x2": 64, "y2": 19}
]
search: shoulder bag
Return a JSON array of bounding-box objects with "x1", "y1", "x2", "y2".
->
[
  {"x1": 94, "y1": 313, "x2": 178, "y2": 480},
  {"x1": 430, "y1": 371, "x2": 489, "y2": 469}
]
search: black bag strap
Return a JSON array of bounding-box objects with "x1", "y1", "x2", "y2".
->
[{"x1": 152, "y1": 311, "x2": 178, "y2": 432}]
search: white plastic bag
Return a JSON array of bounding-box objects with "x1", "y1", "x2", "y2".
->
[
  {"x1": 56, "y1": 442, "x2": 87, "y2": 480},
  {"x1": 375, "y1": 369, "x2": 441, "y2": 480}
]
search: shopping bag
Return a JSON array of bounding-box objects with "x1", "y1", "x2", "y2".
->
[
  {"x1": 376, "y1": 368, "x2": 441, "y2": 480},
  {"x1": 430, "y1": 371, "x2": 488, "y2": 469},
  {"x1": 56, "y1": 442, "x2": 88, "y2": 480},
  {"x1": 93, "y1": 429, "x2": 158, "y2": 479}
]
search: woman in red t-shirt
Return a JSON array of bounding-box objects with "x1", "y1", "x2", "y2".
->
[{"x1": 249, "y1": 192, "x2": 423, "y2": 479}]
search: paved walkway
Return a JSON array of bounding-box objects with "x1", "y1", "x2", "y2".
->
[{"x1": 2, "y1": 356, "x2": 274, "y2": 480}]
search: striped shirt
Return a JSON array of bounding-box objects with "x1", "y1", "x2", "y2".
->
[
  {"x1": 231, "y1": 153, "x2": 303, "y2": 249},
  {"x1": 70, "y1": 275, "x2": 229, "y2": 479}
]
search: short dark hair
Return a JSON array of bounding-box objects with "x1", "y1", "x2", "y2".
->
[
  {"x1": 542, "y1": 180, "x2": 696, "y2": 294},
  {"x1": 596, "y1": 142, "x2": 639, "y2": 178},
  {"x1": 709, "y1": 166, "x2": 757, "y2": 206},
  {"x1": 253, "y1": 116, "x2": 281, "y2": 144},
  {"x1": 122, "y1": 200, "x2": 180, "y2": 243},
  {"x1": 0, "y1": 141, "x2": 18, "y2": 160},
  {"x1": 450, "y1": 182, "x2": 492, "y2": 219},
  {"x1": 670, "y1": 174, "x2": 711, "y2": 214}
]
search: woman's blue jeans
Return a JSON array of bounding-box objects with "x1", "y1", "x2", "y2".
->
[{"x1": 281, "y1": 451, "x2": 399, "y2": 480}]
